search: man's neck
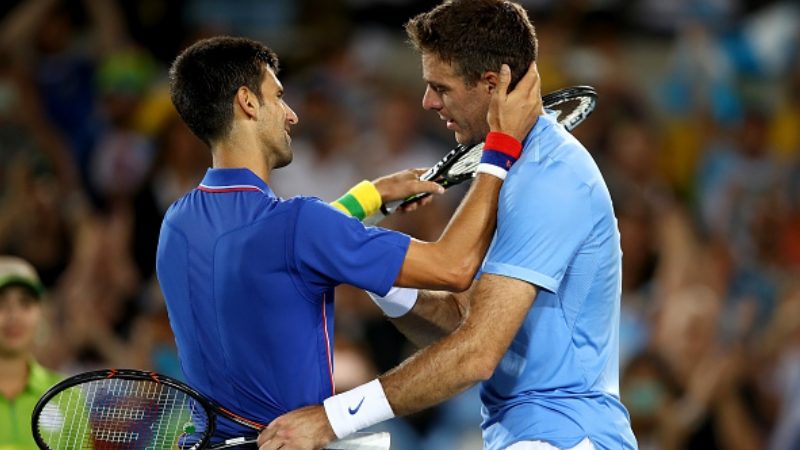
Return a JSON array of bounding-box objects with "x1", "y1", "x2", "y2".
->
[
  {"x1": 211, "y1": 130, "x2": 272, "y2": 185},
  {"x1": 0, "y1": 354, "x2": 30, "y2": 399}
]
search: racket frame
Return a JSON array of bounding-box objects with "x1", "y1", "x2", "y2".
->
[
  {"x1": 387, "y1": 85, "x2": 597, "y2": 212},
  {"x1": 31, "y1": 368, "x2": 263, "y2": 450}
]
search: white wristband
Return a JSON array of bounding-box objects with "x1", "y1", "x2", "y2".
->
[
  {"x1": 476, "y1": 163, "x2": 508, "y2": 180},
  {"x1": 323, "y1": 379, "x2": 395, "y2": 439},
  {"x1": 367, "y1": 287, "x2": 418, "y2": 318}
]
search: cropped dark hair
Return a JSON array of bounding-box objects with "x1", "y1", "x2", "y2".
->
[
  {"x1": 405, "y1": 0, "x2": 537, "y2": 89},
  {"x1": 168, "y1": 36, "x2": 279, "y2": 146}
]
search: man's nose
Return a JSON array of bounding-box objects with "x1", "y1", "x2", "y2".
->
[{"x1": 422, "y1": 86, "x2": 442, "y2": 111}]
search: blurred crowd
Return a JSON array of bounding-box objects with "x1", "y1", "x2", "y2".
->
[{"x1": 1, "y1": 0, "x2": 799, "y2": 449}]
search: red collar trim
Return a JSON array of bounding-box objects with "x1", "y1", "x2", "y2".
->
[{"x1": 197, "y1": 184, "x2": 263, "y2": 193}]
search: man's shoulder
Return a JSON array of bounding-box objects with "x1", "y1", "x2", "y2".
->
[
  {"x1": 524, "y1": 124, "x2": 603, "y2": 189},
  {"x1": 289, "y1": 195, "x2": 355, "y2": 222}
]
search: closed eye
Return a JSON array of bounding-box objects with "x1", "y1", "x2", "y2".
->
[{"x1": 431, "y1": 84, "x2": 447, "y2": 94}]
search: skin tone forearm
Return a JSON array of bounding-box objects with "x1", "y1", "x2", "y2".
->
[
  {"x1": 257, "y1": 275, "x2": 537, "y2": 450},
  {"x1": 379, "y1": 274, "x2": 536, "y2": 416},
  {"x1": 715, "y1": 390, "x2": 762, "y2": 450},
  {"x1": 0, "y1": 0, "x2": 58, "y2": 49},
  {"x1": 389, "y1": 287, "x2": 471, "y2": 348},
  {"x1": 396, "y1": 174, "x2": 503, "y2": 291}
]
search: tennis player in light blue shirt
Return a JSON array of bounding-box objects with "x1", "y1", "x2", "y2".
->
[
  {"x1": 478, "y1": 110, "x2": 635, "y2": 449},
  {"x1": 260, "y1": 1, "x2": 637, "y2": 448}
]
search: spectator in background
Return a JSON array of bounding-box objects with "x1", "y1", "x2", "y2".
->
[
  {"x1": 0, "y1": 256, "x2": 61, "y2": 450},
  {"x1": 270, "y1": 87, "x2": 362, "y2": 201},
  {"x1": 356, "y1": 86, "x2": 451, "y2": 242},
  {"x1": 0, "y1": 50, "x2": 84, "y2": 288},
  {"x1": 647, "y1": 284, "x2": 767, "y2": 450},
  {"x1": 765, "y1": 286, "x2": 800, "y2": 450},
  {"x1": 0, "y1": 0, "x2": 130, "y2": 183}
]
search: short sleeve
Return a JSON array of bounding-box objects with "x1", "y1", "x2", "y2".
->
[
  {"x1": 482, "y1": 164, "x2": 593, "y2": 293},
  {"x1": 293, "y1": 199, "x2": 410, "y2": 296}
]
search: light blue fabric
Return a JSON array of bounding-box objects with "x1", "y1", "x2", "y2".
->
[{"x1": 478, "y1": 113, "x2": 637, "y2": 450}]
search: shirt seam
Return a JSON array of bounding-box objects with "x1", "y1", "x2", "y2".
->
[
  {"x1": 287, "y1": 202, "x2": 326, "y2": 305},
  {"x1": 162, "y1": 219, "x2": 220, "y2": 399},
  {"x1": 566, "y1": 182, "x2": 598, "y2": 391}
]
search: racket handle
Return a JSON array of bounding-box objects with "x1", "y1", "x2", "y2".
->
[
  {"x1": 363, "y1": 191, "x2": 435, "y2": 225},
  {"x1": 207, "y1": 432, "x2": 389, "y2": 450},
  {"x1": 398, "y1": 192, "x2": 432, "y2": 209},
  {"x1": 363, "y1": 199, "x2": 399, "y2": 225},
  {"x1": 210, "y1": 437, "x2": 258, "y2": 449},
  {"x1": 327, "y1": 432, "x2": 391, "y2": 450}
]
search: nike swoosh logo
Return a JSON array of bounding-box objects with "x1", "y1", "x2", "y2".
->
[{"x1": 348, "y1": 397, "x2": 366, "y2": 415}]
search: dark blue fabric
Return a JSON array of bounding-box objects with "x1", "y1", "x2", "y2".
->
[{"x1": 156, "y1": 168, "x2": 409, "y2": 439}]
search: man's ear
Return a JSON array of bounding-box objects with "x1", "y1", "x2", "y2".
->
[
  {"x1": 235, "y1": 87, "x2": 259, "y2": 119},
  {"x1": 483, "y1": 70, "x2": 500, "y2": 93}
]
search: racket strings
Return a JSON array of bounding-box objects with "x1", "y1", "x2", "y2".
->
[
  {"x1": 442, "y1": 94, "x2": 595, "y2": 181},
  {"x1": 549, "y1": 96, "x2": 595, "y2": 130},
  {"x1": 36, "y1": 378, "x2": 206, "y2": 450},
  {"x1": 445, "y1": 145, "x2": 483, "y2": 178}
]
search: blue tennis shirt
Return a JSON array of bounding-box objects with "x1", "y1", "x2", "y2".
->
[
  {"x1": 479, "y1": 113, "x2": 637, "y2": 449},
  {"x1": 156, "y1": 168, "x2": 410, "y2": 440}
]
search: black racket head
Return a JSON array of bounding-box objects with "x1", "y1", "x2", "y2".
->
[
  {"x1": 542, "y1": 85, "x2": 597, "y2": 131},
  {"x1": 32, "y1": 369, "x2": 215, "y2": 450},
  {"x1": 420, "y1": 142, "x2": 484, "y2": 185},
  {"x1": 395, "y1": 142, "x2": 483, "y2": 209},
  {"x1": 425, "y1": 85, "x2": 596, "y2": 187},
  {"x1": 388, "y1": 85, "x2": 597, "y2": 214}
]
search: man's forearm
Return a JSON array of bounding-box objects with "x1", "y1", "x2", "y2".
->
[
  {"x1": 395, "y1": 173, "x2": 503, "y2": 290},
  {"x1": 390, "y1": 289, "x2": 469, "y2": 348},
  {"x1": 379, "y1": 317, "x2": 489, "y2": 416},
  {"x1": 380, "y1": 274, "x2": 536, "y2": 417}
]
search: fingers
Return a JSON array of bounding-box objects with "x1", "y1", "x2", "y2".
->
[
  {"x1": 410, "y1": 168, "x2": 429, "y2": 178},
  {"x1": 396, "y1": 193, "x2": 434, "y2": 213},
  {"x1": 494, "y1": 64, "x2": 511, "y2": 98},
  {"x1": 373, "y1": 168, "x2": 441, "y2": 203},
  {"x1": 513, "y1": 61, "x2": 539, "y2": 94},
  {"x1": 258, "y1": 426, "x2": 277, "y2": 448},
  {"x1": 486, "y1": 60, "x2": 542, "y2": 140},
  {"x1": 414, "y1": 180, "x2": 445, "y2": 195}
]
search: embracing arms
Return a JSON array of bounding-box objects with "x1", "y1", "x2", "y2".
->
[{"x1": 257, "y1": 274, "x2": 538, "y2": 449}]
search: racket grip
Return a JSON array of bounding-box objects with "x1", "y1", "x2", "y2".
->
[
  {"x1": 363, "y1": 191, "x2": 433, "y2": 225},
  {"x1": 363, "y1": 200, "x2": 399, "y2": 226},
  {"x1": 382, "y1": 193, "x2": 431, "y2": 216}
]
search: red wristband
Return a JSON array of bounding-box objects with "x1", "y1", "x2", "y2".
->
[{"x1": 484, "y1": 132, "x2": 522, "y2": 159}]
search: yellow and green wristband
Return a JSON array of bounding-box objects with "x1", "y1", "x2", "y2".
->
[{"x1": 330, "y1": 180, "x2": 383, "y2": 221}]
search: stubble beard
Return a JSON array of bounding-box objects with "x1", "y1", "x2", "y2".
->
[
  {"x1": 457, "y1": 122, "x2": 490, "y2": 147},
  {"x1": 271, "y1": 139, "x2": 293, "y2": 169}
]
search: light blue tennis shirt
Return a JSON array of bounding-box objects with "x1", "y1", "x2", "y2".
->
[{"x1": 478, "y1": 113, "x2": 637, "y2": 449}]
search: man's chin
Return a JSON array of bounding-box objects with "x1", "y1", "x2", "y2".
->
[
  {"x1": 273, "y1": 152, "x2": 293, "y2": 169},
  {"x1": 454, "y1": 131, "x2": 481, "y2": 147}
]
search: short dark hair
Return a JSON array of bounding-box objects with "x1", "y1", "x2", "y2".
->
[
  {"x1": 168, "y1": 36, "x2": 279, "y2": 146},
  {"x1": 405, "y1": 0, "x2": 537, "y2": 89}
]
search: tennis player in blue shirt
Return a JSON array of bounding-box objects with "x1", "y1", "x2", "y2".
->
[
  {"x1": 262, "y1": 1, "x2": 637, "y2": 449},
  {"x1": 157, "y1": 35, "x2": 541, "y2": 447}
]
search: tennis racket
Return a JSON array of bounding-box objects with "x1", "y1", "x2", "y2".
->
[
  {"x1": 32, "y1": 369, "x2": 390, "y2": 450},
  {"x1": 365, "y1": 85, "x2": 597, "y2": 224}
]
